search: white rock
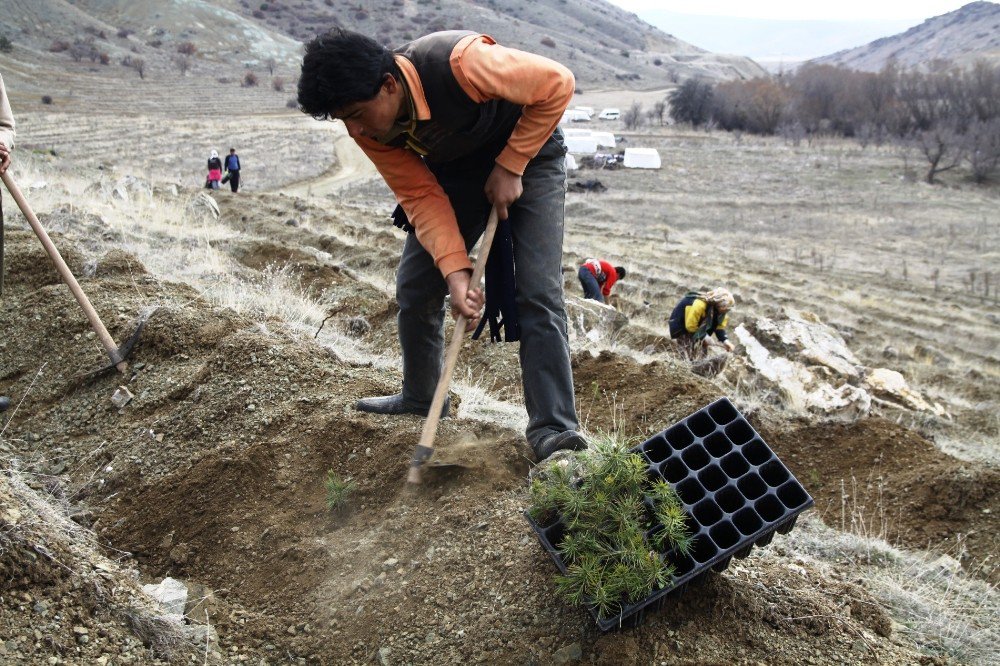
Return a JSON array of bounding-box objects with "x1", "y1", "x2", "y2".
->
[
  {"x1": 142, "y1": 577, "x2": 188, "y2": 617},
  {"x1": 111, "y1": 386, "x2": 134, "y2": 409}
]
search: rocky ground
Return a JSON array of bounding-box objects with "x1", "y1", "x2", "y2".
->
[{"x1": 1, "y1": 168, "x2": 997, "y2": 664}]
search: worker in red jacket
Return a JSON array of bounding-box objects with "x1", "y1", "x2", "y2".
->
[{"x1": 578, "y1": 258, "x2": 625, "y2": 304}]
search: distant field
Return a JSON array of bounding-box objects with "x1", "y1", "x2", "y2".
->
[{"x1": 10, "y1": 107, "x2": 999, "y2": 463}]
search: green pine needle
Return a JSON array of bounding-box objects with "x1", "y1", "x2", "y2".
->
[{"x1": 528, "y1": 434, "x2": 694, "y2": 620}]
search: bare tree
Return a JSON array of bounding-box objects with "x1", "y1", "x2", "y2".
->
[
  {"x1": 622, "y1": 101, "x2": 644, "y2": 130},
  {"x1": 652, "y1": 100, "x2": 666, "y2": 126},
  {"x1": 131, "y1": 57, "x2": 146, "y2": 79},
  {"x1": 174, "y1": 55, "x2": 191, "y2": 75},
  {"x1": 266, "y1": 57, "x2": 277, "y2": 75},
  {"x1": 964, "y1": 118, "x2": 1000, "y2": 183},
  {"x1": 914, "y1": 123, "x2": 963, "y2": 184},
  {"x1": 177, "y1": 41, "x2": 197, "y2": 56}
]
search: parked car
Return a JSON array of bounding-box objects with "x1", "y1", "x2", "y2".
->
[{"x1": 598, "y1": 108, "x2": 621, "y2": 120}]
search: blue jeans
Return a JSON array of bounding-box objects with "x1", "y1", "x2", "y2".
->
[
  {"x1": 394, "y1": 131, "x2": 578, "y2": 448},
  {"x1": 578, "y1": 266, "x2": 604, "y2": 303}
]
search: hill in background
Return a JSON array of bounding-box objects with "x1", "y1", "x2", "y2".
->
[
  {"x1": 812, "y1": 1, "x2": 1000, "y2": 71},
  {"x1": 0, "y1": 0, "x2": 764, "y2": 116}
]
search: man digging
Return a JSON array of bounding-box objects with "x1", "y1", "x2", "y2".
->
[{"x1": 297, "y1": 29, "x2": 586, "y2": 461}]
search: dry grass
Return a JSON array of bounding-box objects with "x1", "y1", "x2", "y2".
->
[
  {"x1": 786, "y1": 516, "x2": 999, "y2": 665},
  {"x1": 0, "y1": 464, "x2": 197, "y2": 661}
]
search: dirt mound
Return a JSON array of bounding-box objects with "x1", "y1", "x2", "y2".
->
[
  {"x1": 0, "y1": 218, "x2": 971, "y2": 664},
  {"x1": 767, "y1": 419, "x2": 1000, "y2": 581},
  {"x1": 572, "y1": 350, "x2": 725, "y2": 437}
]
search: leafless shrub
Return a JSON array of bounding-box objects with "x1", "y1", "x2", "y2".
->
[
  {"x1": 266, "y1": 57, "x2": 277, "y2": 75},
  {"x1": 252, "y1": 9, "x2": 265, "y2": 18},
  {"x1": 963, "y1": 117, "x2": 1000, "y2": 183},
  {"x1": 0, "y1": 35, "x2": 12, "y2": 53},
  {"x1": 622, "y1": 101, "x2": 644, "y2": 130},
  {"x1": 711, "y1": 78, "x2": 789, "y2": 134},
  {"x1": 913, "y1": 122, "x2": 964, "y2": 184},
  {"x1": 49, "y1": 40, "x2": 70, "y2": 53},
  {"x1": 540, "y1": 36, "x2": 556, "y2": 48},
  {"x1": 68, "y1": 40, "x2": 92, "y2": 62},
  {"x1": 174, "y1": 55, "x2": 191, "y2": 75},
  {"x1": 176, "y1": 41, "x2": 197, "y2": 56},
  {"x1": 130, "y1": 57, "x2": 146, "y2": 79},
  {"x1": 116, "y1": 28, "x2": 132, "y2": 39},
  {"x1": 651, "y1": 100, "x2": 666, "y2": 125},
  {"x1": 41, "y1": 95, "x2": 53, "y2": 105},
  {"x1": 242, "y1": 71, "x2": 259, "y2": 87},
  {"x1": 272, "y1": 76, "x2": 285, "y2": 92},
  {"x1": 286, "y1": 98, "x2": 299, "y2": 109}
]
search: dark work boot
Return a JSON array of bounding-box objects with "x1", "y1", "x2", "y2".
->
[
  {"x1": 355, "y1": 393, "x2": 449, "y2": 418},
  {"x1": 533, "y1": 430, "x2": 588, "y2": 462}
]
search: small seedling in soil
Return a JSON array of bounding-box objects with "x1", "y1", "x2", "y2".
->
[
  {"x1": 324, "y1": 470, "x2": 355, "y2": 512},
  {"x1": 528, "y1": 436, "x2": 693, "y2": 619}
]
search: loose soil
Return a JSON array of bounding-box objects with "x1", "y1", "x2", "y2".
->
[{"x1": 1, "y1": 192, "x2": 992, "y2": 663}]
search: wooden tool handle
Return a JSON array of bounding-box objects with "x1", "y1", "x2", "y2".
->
[
  {"x1": 407, "y1": 207, "x2": 500, "y2": 484},
  {"x1": 1, "y1": 171, "x2": 128, "y2": 374}
]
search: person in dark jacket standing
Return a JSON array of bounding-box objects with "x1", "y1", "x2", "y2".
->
[
  {"x1": 669, "y1": 288, "x2": 736, "y2": 357},
  {"x1": 298, "y1": 28, "x2": 585, "y2": 461},
  {"x1": 224, "y1": 147, "x2": 241, "y2": 192},
  {"x1": 578, "y1": 258, "x2": 625, "y2": 304}
]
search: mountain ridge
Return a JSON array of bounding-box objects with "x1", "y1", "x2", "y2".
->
[{"x1": 812, "y1": 1, "x2": 1000, "y2": 71}]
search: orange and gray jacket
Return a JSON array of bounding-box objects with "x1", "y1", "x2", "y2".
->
[{"x1": 354, "y1": 31, "x2": 574, "y2": 278}]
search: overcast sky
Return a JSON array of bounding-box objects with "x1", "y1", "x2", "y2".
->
[
  {"x1": 607, "y1": 0, "x2": 980, "y2": 21},
  {"x1": 605, "y1": 0, "x2": 993, "y2": 61}
]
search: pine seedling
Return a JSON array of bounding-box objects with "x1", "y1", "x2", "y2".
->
[
  {"x1": 324, "y1": 470, "x2": 355, "y2": 512},
  {"x1": 528, "y1": 435, "x2": 694, "y2": 620}
]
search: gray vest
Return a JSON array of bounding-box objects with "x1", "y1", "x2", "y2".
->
[{"x1": 392, "y1": 31, "x2": 523, "y2": 164}]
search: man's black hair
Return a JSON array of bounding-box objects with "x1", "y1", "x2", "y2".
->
[
  {"x1": 297, "y1": 28, "x2": 396, "y2": 120},
  {"x1": 615, "y1": 266, "x2": 627, "y2": 279}
]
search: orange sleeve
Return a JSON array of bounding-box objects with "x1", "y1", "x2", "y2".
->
[
  {"x1": 354, "y1": 136, "x2": 472, "y2": 277},
  {"x1": 450, "y1": 35, "x2": 574, "y2": 175}
]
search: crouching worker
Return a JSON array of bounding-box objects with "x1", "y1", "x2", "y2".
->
[
  {"x1": 578, "y1": 258, "x2": 625, "y2": 304},
  {"x1": 297, "y1": 28, "x2": 587, "y2": 461},
  {"x1": 669, "y1": 288, "x2": 735, "y2": 357}
]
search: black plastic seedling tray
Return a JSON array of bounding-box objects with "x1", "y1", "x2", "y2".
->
[{"x1": 526, "y1": 397, "x2": 813, "y2": 631}]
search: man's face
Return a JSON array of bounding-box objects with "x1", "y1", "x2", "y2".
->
[{"x1": 336, "y1": 75, "x2": 402, "y2": 140}]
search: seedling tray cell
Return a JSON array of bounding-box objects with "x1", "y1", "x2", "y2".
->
[{"x1": 526, "y1": 397, "x2": 813, "y2": 631}]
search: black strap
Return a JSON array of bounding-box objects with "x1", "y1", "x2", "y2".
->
[{"x1": 472, "y1": 216, "x2": 520, "y2": 343}]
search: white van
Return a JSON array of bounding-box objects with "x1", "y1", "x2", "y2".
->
[{"x1": 598, "y1": 108, "x2": 621, "y2": 120}]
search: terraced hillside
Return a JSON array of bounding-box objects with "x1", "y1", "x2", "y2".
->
[{"x1": 0, "y1": 110, "x2": 997, "y2": 663}]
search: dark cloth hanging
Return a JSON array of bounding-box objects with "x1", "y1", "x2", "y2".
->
[
  {"x1": 390, "y1": 204, "x2": 520, "y2": 342},
  {"x1": 472, "y1": 216, "x2": 520, "y2": 342}
]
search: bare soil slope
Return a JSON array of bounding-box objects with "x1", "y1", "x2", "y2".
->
[{"x1": 0, "y1": 180, "x2": 994, "y2": 662}]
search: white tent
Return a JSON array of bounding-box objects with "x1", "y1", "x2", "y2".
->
[
  {"x1": 564, "y1": 135, "x2": 599, "y2": 154},
  {"x1": 623, "y1": 147, "x2": 661, "y2": 169},
  {"x1": 561, "y1": 127, "x2": 592, "y2": 138},
  {"x1": 565, "y1": 154, "x2": 579, "y2": 171},
  {"x1": 560, "y1": 109, "x2": 591, "y2": 123},
  {"x1": 591, "y1": 131, "x2": 616, "y2": 148}
]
